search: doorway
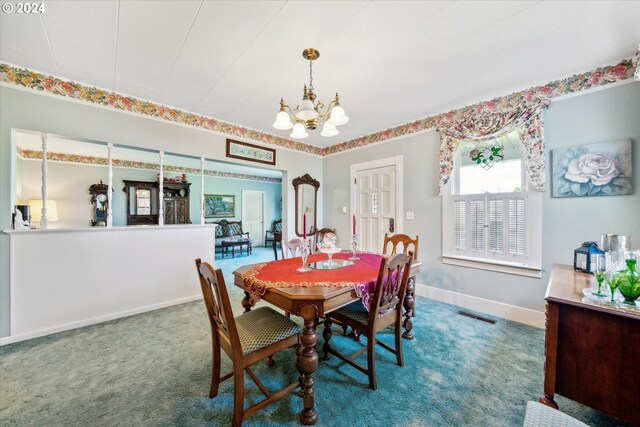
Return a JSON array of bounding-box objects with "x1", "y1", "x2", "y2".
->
[
  {"x1": 350, "y1": 156, "x2": 403, "y2": 253},
  {"x1": 242, "y1": 190, "x2": 265, "y2": 247}
]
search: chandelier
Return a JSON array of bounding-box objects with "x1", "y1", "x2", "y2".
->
[{"x1": 273, "y1": 48, "x2": 349, "y2": 139}]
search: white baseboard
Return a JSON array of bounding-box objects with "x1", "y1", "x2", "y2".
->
[
  {"x1": 415, "y1": 283, "x2": 545, "y2": 329},
  {"x1": 0, "y1": 295, "x2": 202, "y2": 346}
]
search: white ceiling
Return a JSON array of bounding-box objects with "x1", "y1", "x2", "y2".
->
[
  {"x1": 16, "y1": 131, "x2": 282, "y2": 179},
  {"x1": 2, "y1": 1, "x2": 639, "y2": 148}
]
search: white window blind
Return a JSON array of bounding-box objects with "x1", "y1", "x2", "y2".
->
[
  {"x1": 509, "y1": 199, "x2": 525, "y2": 256},
  {"x1": 453, "y1": 200, "x2": 466, "y2": 250},
  {"x1": 469, "y1": 199, "x2": 485, "y2": 253},
  {"x1": 449, "y1": 192, "x2": 527, "y2": 263},
  {"x1": 488, "y1": 199, "x2": 503, "y2": 254}
]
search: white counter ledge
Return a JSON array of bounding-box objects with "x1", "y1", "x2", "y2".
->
[
  {"x1": 2, "y1": 223, "x2": 215, "y2": 345},
  {"x1": 3, "y1": 223, "x2": 216, "y2": 234}
]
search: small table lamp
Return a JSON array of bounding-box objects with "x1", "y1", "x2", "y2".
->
[{"x1": 28, "y1": 199, "x2": 59, "y2": 228}]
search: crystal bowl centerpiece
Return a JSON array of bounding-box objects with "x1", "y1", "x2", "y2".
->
[{"x1": 317, "y1": 233, "x2": 341, "y2": 267}]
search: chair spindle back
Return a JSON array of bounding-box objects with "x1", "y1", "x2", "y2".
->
[
  {"x1": 382, "y1": 233, "x2": 419, "y2": 261},
  {"x1": 195, "y1": 259, "x2": 240, "y2": 351},
  {"x1": 371, "y1": 253, "x2": 412, "y2": 320}
]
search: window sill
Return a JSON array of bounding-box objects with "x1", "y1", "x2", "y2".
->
[{"x1": 442, "y1": 255, "x2": 542, "y2": 278}]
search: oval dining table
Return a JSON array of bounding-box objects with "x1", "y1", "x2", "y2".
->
[{"x1": 233, "y1": 252, "x2": 421, "y2": 425}]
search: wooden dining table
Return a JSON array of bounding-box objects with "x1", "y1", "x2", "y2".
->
[{"x1": 233, "y1": 252, "x2": 421, "y2": 425}]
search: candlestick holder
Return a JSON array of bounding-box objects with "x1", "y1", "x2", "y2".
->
[
  {"x1": 297, "y1": 239, "x2": 312, "y2": 273},
  {"x1": 349, "y1": 234, "x2": 360, "y2": 261}
]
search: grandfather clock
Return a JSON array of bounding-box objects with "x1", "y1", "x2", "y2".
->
[{"x1": 89, "y1": 180, "x2": 110, "y2": 226}]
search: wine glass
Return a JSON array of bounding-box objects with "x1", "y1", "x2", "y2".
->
[
  {"x1": 605, "y1": 272, "x2": 623, "y2": 304},
  {"x1": 592, "y1": 255, "x2": 606, "y2": 297}
]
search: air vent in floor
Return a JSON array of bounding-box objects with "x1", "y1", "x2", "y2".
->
[{"x1": 457, "y1": 310, "x2": 497, "y2": 324}]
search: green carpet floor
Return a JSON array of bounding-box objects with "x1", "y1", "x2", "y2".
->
[{"x1": 0, "y1": 247, "x2": 631, "y2": 426}]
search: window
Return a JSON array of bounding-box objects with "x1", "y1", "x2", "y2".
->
[{"x1": 442, "y1": 131, "x2": 542, "y2": 277}]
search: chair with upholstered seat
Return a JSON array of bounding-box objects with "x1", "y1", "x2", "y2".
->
[
  {"x1": 523, "y1": 401, "x2": 589, "y2": 427},
  {"x1": 195, "y1": 259, "x2": 303, "y2": 426},
  {"x1": 313, "y1": 227, "x2": 336, "y2": 253},
  {"x1": 322, "y1": 253, "x2": 412, "y2": 390}
]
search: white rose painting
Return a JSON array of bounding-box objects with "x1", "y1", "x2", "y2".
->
[{"x1": 552, "y1": 139, "x2": 632, "y2": 197}]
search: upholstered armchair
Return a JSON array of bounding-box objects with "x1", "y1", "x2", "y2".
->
[{"x1": 264, "y1": 219, "x2": 282, "y2": 247}]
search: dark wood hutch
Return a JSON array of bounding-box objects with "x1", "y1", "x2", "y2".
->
[
  {"x1": 122, "y1": 179, "x2": 191, "y2": 225},
  {"x1": 162, "y1": 181, "x2": 191, "y2": 224}
]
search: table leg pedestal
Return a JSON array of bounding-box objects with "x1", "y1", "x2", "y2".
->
[
  {"x1": 402, "y1": 275, "x2": 416, "y2": 340},
  {"x1": 298, "y1": 304, "x2": 319, "y2": 425},
  {"x1": 242, "y1": 291, "x2": 252, "y2": 313},
  {"x1": 322, "y1": 318, "x2": 332, "y2": 361},
  {"x1": 296, "y1": 343, "x2": 304, "y2": 397}
]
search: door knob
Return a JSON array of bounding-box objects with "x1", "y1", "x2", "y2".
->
[{"x1": 389, "y1": 217, "x2": 395, "y2": 233}]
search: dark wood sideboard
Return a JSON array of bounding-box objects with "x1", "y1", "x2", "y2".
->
[
  {"x1": 122, "y1": 180, "x2": 191, "y2": 225},
  {"x1": 540, "y1": 264, "x2": 640, "y2": 426}
]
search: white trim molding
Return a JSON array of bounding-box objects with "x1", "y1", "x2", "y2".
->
[
  {"x1": 442, "y1": 256, "x2": 542, "y2": 278},
  {"x1": 0, "y1": 295, "x2": 201, "y2": 346},
  {"x1": 415, "y1": 283, "x2": 545, "y2": 329}
]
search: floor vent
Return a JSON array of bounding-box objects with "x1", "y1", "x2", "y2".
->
[{"x1": 457, "y1": 310, "x2": 497, "y2": 324}]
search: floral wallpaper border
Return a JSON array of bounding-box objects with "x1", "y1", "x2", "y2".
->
[
  {"x1": 324, "y1": 56, "x2": 636, "y2": 155},
  {"x1": 0, "y1": 63, "x2": 323, "y2": 156},
  {"x1": 17, "y1": 148, "x2": 282, "y2": 183},
  {"x1": 2, "y1": 51, "x2": 638, "y2": 158}
]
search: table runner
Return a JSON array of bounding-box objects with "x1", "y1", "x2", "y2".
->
[{"x1": 242, "y1": 252, "x2": 383, "y2": 311}]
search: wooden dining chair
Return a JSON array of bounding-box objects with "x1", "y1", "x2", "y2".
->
[
  {"x1": 322, "y1": 253, "x2": 412, "y2": 390},
  {"x1": 313, "y1": 227, "x2": 336, "y2": 253},
  {"x1": 382, "y1": 233, "x2": 419, "y2": 261},
  {"x1": 272, "y1": 231, "x2": 282, "y2": 260},
  {"x1": 195, "y1": 259, "x2": 303, "y2": 426},
  {"x1": 382, "y1": 233, "x2": 419, "y2": 340}
]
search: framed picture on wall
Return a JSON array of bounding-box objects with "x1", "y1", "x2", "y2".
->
[
  {"x1": 551, "y1": 139, "x2": 632, "y2": 198},
  {"x1": 226, "y1": 139, "x2": 276, "y2": 166},
  {"x1": 204, "y1": 194, "x2": 235, "y2": 218}
]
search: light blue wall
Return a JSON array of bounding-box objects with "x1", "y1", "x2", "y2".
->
[
  {"x1": 192, "y1": 175, "x2": 281, "y2": 226},
  {"x1": 0, "y1": 85, "x2": 322, "y2": 338},
  {"x1": 323, "y1": 82, "x2": 640, "y2": 312}
]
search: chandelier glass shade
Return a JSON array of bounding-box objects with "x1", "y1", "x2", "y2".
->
[
  {"x1": 273, "y1": 48, "x2": 349, "y2": 139},
  {"x1": 290, "y1": 121, "x2": 309, "y2": 139},
  {"x1": 320, "y1": 122, "x2": 339, "y2": 137}
]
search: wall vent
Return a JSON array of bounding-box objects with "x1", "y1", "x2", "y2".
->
[{"x1": 457, "y1": 310, "x2": 497, "y2": 324}]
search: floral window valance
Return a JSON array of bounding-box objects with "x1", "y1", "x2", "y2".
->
[
  {"x1": 437, "y1": 94, "x2": 549, "y2": 195},
  {"x1": 437, "y1": 46, "x2": 640, "y2": 196},
  {"x1": 634, "y1": 44, "x2": 640, "y2": 81}
]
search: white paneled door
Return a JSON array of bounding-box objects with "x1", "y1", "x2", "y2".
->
[
  {"x1": 355, "y1": 165, "x2": 397, "y2": 253},
  {"x1": 242, "y1": 190, "x2": 265, "y2": 247}
]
